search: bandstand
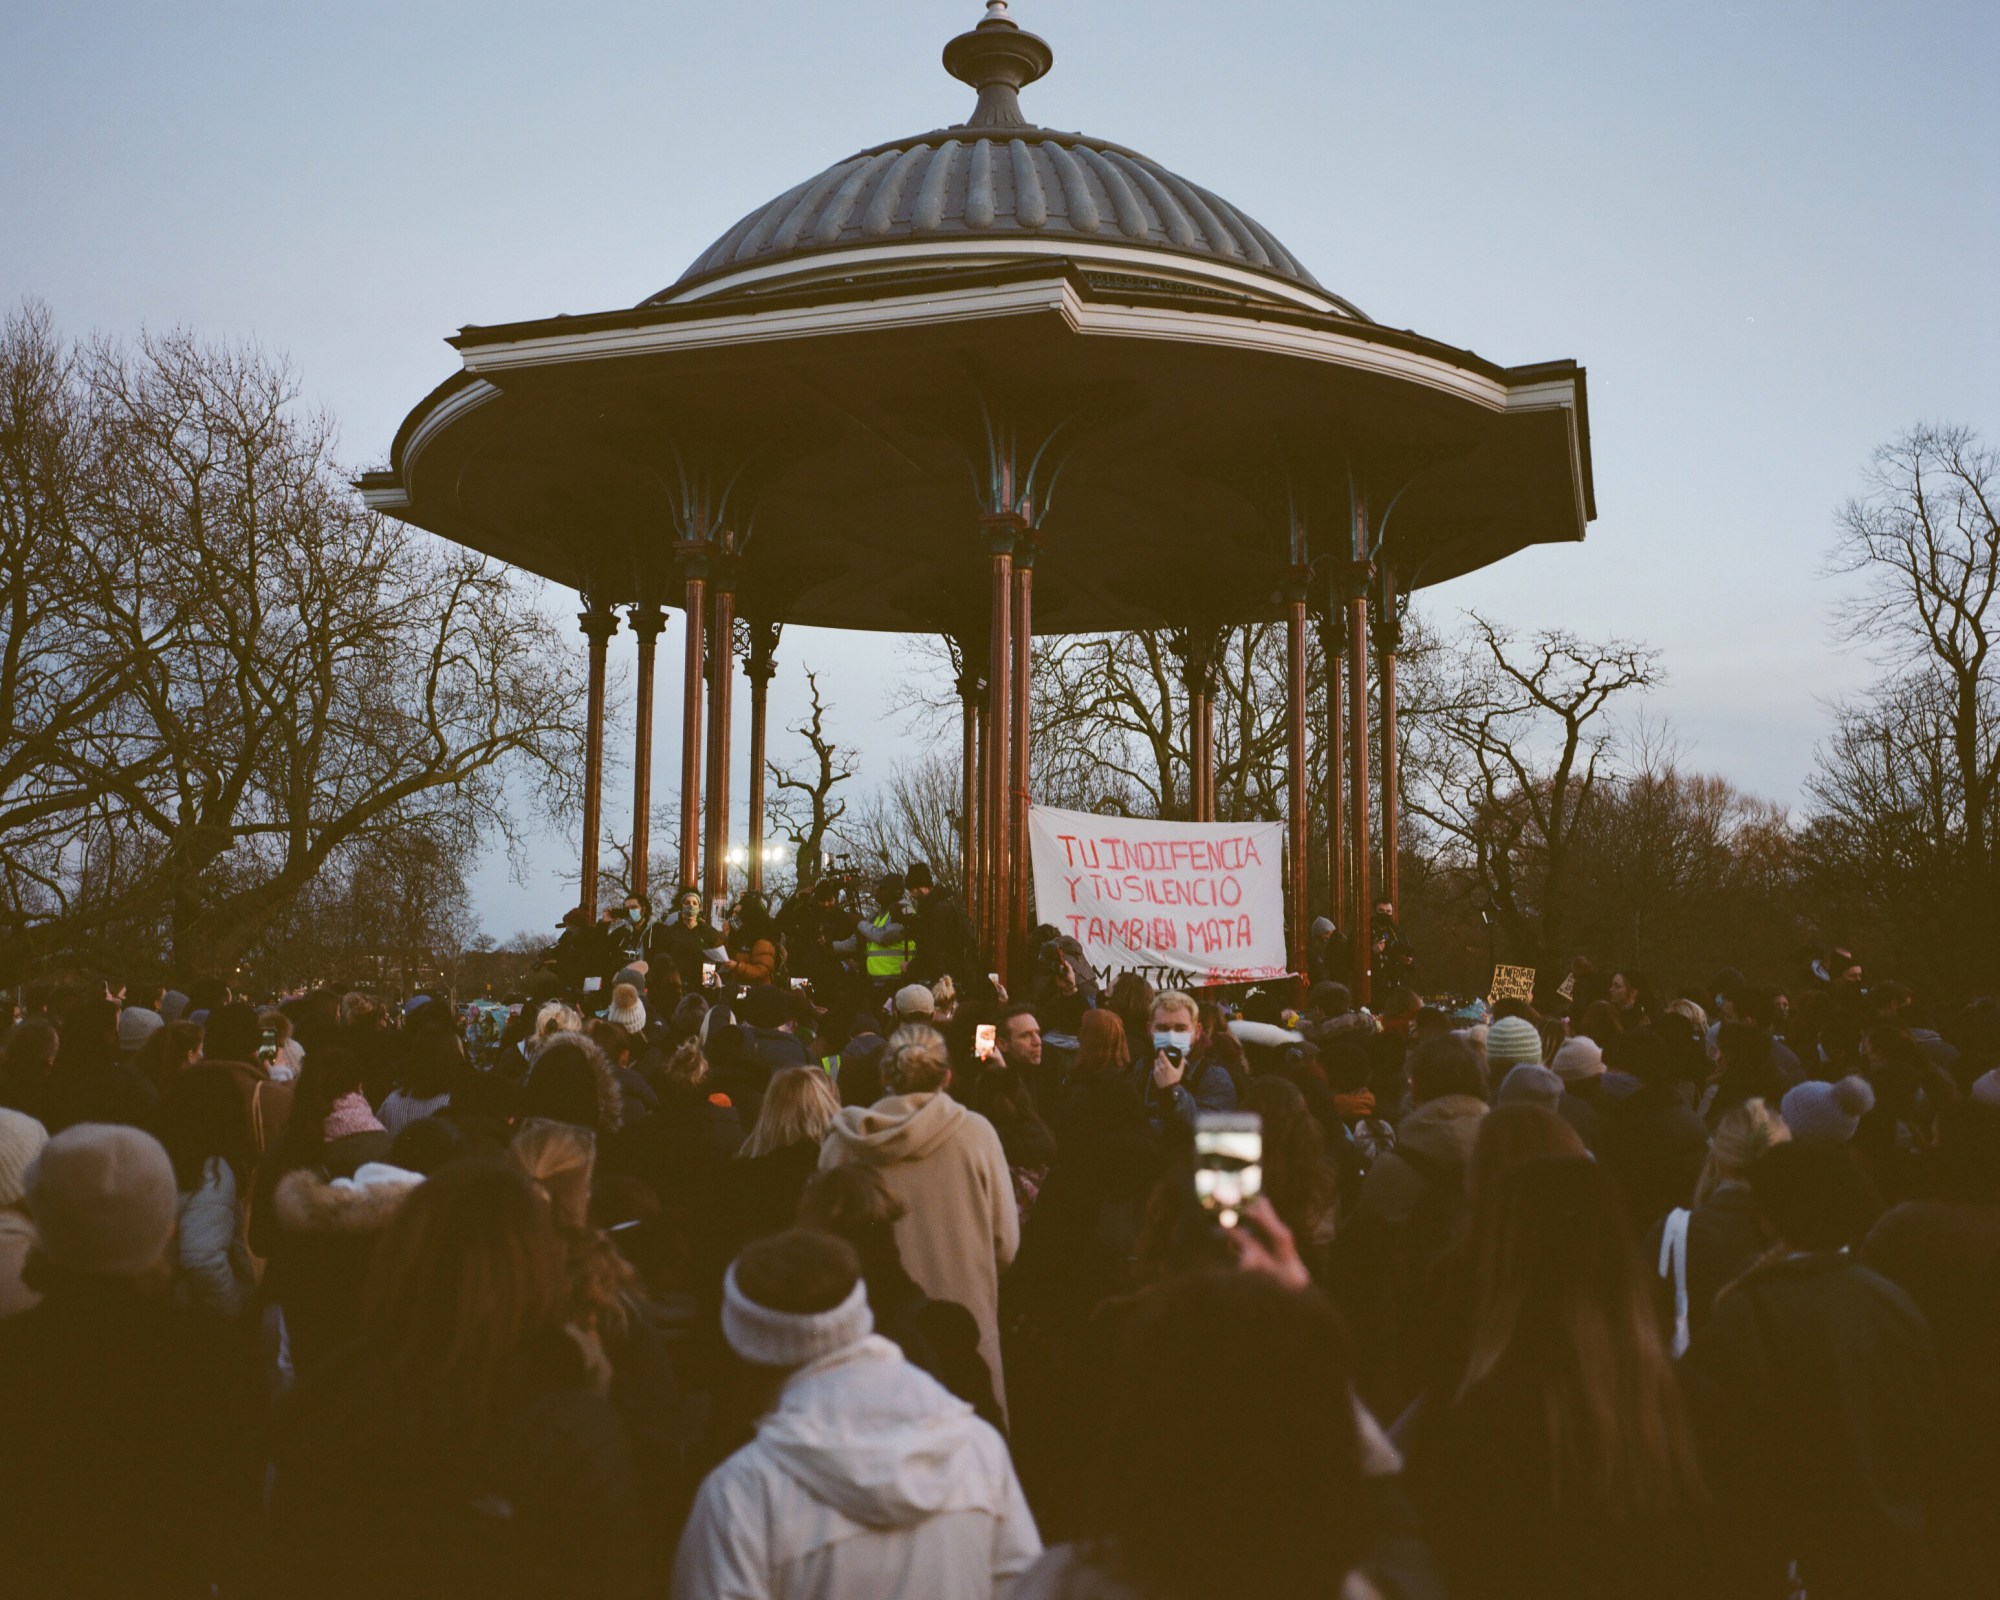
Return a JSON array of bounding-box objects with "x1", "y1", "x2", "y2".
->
[{"x1": 360, "y1": 2, "x2": 1595, "y2": 1000}]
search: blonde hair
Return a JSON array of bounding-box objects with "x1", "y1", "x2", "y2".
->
[
  {"x1": 740, "y1": 1066, "x2": 840, "y2": 1159},
  {"x1": 881, "y1": 1023, "x2": 950, "y2": 1094},
  {"x1": 930, "y1": 975, "x2": 958, "y2": 1021},
  {"x1": 1695, "y1": 1097, "x2": 1789, "y2": 1205},
  {"x1": 1152, "y1": 990, "x2": 1200, "y2": 1029},
  {"x1": 511, "y1": 1117, "x2": 597, "y2": 1231},
  {"x1": 510, "y1": 1116, "x2": 635, "y2": 1341},
  {"x1": 535, "y1": 1002, "x2": 585, "y2": 1043},
  {"x1": 661, "y1": 1036, "x2": 708, "y2": 1090},
  {"x1": 1666, "y1": 998, "x2": 1709, "y2": 1034}
]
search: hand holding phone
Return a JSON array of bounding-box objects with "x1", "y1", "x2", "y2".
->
[
  {"x1": 974, "y1": 1023, "x2": 998, "y2": 1061},
  {"x1": 1152, "y1": 1047, "x2": 1185, "y2": 1089},
  {"x1": 1226, "y1": 1196, "x2": 1310, "y2": 1293},
  {"x1": 700, "y1": 963, "x2": 718, "y2": 988}
]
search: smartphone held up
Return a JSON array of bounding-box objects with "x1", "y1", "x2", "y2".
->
[{"x1": 1193, "y1": 1110, "x2": 1263, "y2": 1230}]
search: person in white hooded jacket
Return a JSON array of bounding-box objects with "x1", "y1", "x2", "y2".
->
[{"x1": 673, "y1": 1230, "x2": 1041, "y2": 1600}]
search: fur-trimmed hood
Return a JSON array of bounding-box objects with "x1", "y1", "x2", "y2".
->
[
  {"x1": 523, "y1": 1031, "x2": 624, "y2": 1133},
  {"x1": 273, "y1": 1163, "x2": 423, "y2": 1237}
]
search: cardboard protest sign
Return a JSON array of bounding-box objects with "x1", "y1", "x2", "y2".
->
[
  {"x1": 1028, "y1": 805, "x2": 1288, "y2": 988},
  {"x1": 1489, "y1": 964, "x2": 1537, "y2": 1003}
]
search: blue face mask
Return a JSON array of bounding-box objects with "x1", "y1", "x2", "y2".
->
[{"x1": 1153, "y1": 1028, "x2": 1193, "y2": 1055}]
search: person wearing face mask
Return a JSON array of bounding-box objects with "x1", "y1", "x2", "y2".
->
[
  {"x1": 657, "y1": 888, "x2": 725, "y2": 994},
  {"x1": 610, "y1": 891, "x2": 666, "y2": 971},
  {"x1": 1135, "y1": 991, "x2": 1237, "y2": 1135}
]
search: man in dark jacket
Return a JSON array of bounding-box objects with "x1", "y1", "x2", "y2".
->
[
  {"x1": 1685, "y1": 1140, "x2": 1936, "y2": 1600},
  {"x1": 903, "y1": 861, "x2": 977, "y2": 986},
  {"x1": 657, "y1": 887, "x2": 726, "y2": 994},
  {"x1": 1598, "y1": 1027, "x2": 1709, "y2": 1230},
  {"x1": 0, "y1": 1125, "x2": 261, "y2": 1600}
]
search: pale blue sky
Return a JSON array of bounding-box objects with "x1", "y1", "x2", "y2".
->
[{"x1": 5, "y1": 1, "x2": 1995, "y2": 940}]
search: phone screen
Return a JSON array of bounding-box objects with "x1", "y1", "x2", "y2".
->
[
  {"x1": 701, "y1": 963, "x2": 718, "y2": 988},
  {"x1": 582, "y1": 975, "x2": 602, "y2": 994},
  {"x1": 790, "y1": 978, "x2": 809, "y2": 991},
  {"x1": 975, "y1": 1023, "x2": 997, "y2": 1060},
  {"x1": 1193, "y1": 1111, "x2": 1263, "y2": 1229}
]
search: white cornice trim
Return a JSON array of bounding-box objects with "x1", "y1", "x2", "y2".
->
[
  {"x1": 360, "y1": 484, "x2": 412, "y2": 511},
  {"x1": 403, "y1": 378, "x2": 503, "y2": 476},
  {"x1": 442, "y1": 280, "x2": 1580, "y2": 434},
  {"x1": 661, "y1": 236, "x2": 1347, "y2": 316}
]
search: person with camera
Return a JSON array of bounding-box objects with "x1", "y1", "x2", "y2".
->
[
  {"x1": 1136, "y1": 990, "x2": 1237, "y2": 1135},
  {"x1": 903, "y1": 861, "x2": 976, "y2": 987}
]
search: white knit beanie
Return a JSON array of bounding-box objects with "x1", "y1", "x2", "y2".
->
[
  {"x1": 722, "y1": 1259, "x2": 874, "y2": 1368},
  {"x1": 604, "y1": 982, "x2": 646, "y2": 1033},
  {"x1": 0, "y1": 1108, "x2": 50, "y2": 1208}
]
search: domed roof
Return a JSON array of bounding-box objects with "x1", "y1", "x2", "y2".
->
[{"x1": 659, "y1": 3, "x2": 1344, "y2": 309}]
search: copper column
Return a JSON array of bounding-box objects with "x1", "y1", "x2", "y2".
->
[
  {"x1": 627, "y1": 601, "x2": 666, "y2": 898},
  {"x1": 1346, "y1": 512, "x2": 1374, "y2": 1005},
  {"x1": 703, "y1": 582, "x2": 737, "y2": 907},
  {"x1": 983, "y1": 522, "x2": 1017, "y2": 979},
  {"x1": 958, "y1": 658, "x2": 981, "y2": 924},
  {"x1": 676, "y1": 552, "x2": 707, "y2": 893},
  {"x1": 1009, "y1": 550, "x2": 1034, "y2": 947},
  {"x1": 1376, "y1": 566, "x2": 1401, "y2": 916},
  {"x1": 1319, "y1": 599, "x2": 1348, "y2": 944},
  {"x1": 1285, "y1": 587, "x2": 1309, "y2": 973},
  {"x1": 744, "y1": 621, "x2": 776, "y2": 897},
  {"x1": 578, "y1": 599, "x2": 621, "y2": 915}
]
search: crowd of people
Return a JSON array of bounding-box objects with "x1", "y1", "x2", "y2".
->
[{"x1": 1, "y1": 874, "x2": 1996, "y2": 1599}]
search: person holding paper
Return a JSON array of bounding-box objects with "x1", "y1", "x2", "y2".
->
[{"x1": 718, "y1": 892, "x2": 782, "y2": 987}]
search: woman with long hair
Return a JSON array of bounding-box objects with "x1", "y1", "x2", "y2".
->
[
  {"x1": 719, "y1": 891, "x2": 783, "y2": 986},
  {"x1": 136, "y1": 1019, "x2": 204, "y2": 1097},
  {"x1": 267, "y1": 1161, "x2": 643, "y2": 1599},
  {"x1": 1013, "y1": 1271, "x2": 1384, "y2": 1600},
  {"x1": 726, "y1": 1065, "x2": 841, "y2": 1250},
  {"x1": 379, "y1": 1027, "x2": 470, "y2": 1136},
  {"x1": 1105, "y1": 973, "x2": 1156, "y2": 1066},
  {"x1": 1406, "y1": 1155, "x2": 1707, "y2": 1599},
  {"x1": 1245, "y1": 1075, "x2": 1341, "y2": 1280},
  {"x1": 159, "y1": 1063, "x2": 258, "y2": 1318}
]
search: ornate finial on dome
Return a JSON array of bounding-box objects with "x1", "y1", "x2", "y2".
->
[{"x1": 943, "y1": 1, "x2": 1054, "y2": 131}]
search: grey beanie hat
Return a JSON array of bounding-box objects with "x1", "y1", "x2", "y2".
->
[
  {"x1": 1781, "y1": 1075, "x2": 1875, "y2": 1144},
  {"x1": 1497, "y1": 1062, "x2": 1565, "y2": 1113},
  {"x1": 27, "y1": 1124, "x2": 178, "y2": 1276}
]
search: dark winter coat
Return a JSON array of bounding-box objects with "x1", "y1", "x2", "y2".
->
[
  {"x1": 1683, "y1": 1252, "x2": 1938, "y2": 1600},
  {"x1": 1599, "y1": 1082, "x2": 1708, "y2": 1230},
  {"x1": 52, "y1": 1056, "x2": 159, "y2": 1133},
  {"x1": 0, "y1": 1274, "x2": 263, "y2": 1600},
  {"x1": 722, "y1": 1138, "x2": 823, "y2": 1252},
  {"x1": 906, "y1": 890, "x2": 978, "y2": 986},
  {"x1": 267, "y1": 1340, "x2": 643, "y2": 1600},
  {"x1": 657, "y1": 918, "x2": 724, "y2": 992},
  {"x1": 1647, "y1": 1181, "x2": 1770, "y2": 1346},
  {"x1": 867, "y1": 1254, "x2": 1005, "y2": 1433},
  {"x1": 1863, "y1": 1198, "x2": 2000, "y2": 1595},
  {"x1": 1404, "y1": 1357, "x2": 1707, "y2": 1600},
  {"x1": 262, "y1": 1165, "x2": 423, "y2": 1379}
]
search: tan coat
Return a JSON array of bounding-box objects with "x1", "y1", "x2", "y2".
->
[{"x1": 820, "y1": 1091, "x2": 1020, "y2": 1411}]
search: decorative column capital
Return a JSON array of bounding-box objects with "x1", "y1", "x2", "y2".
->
[
  {"x1": 1282, "y1": 564, "x2": 1313, "y2": 607},
  {"x1": 626, "y1": 599, "x2": 668, "y2": 642},
  {"x1": 740, "y1": 616, "x2": 781, "y2": 684},
  {"x1": 1331, "y1": 555, "x2": 1376, "y2": 605},
  {"x1": 578, "y1": 599, "x2": 622, "y2": 646},
  {"x1": 673, "y1": 540, "x2": 712, "y2": 581},
  {"x1": 981, "y1": 509, "x2": 1029, "y2": 557}
]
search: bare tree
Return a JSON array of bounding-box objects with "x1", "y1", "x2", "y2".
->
[
  {"x1": 1402, "y1": 614, "x2": 1661, "y2": 973},
  {"x1": 846, "y1": 754, "x2": 967, "y2": 895},
  {"x1": 1809, "y1": 424, "x2": 2000, "y2": 987},
  {"x1": 0, "y1": 306, "x2": 589, "y2": 980},
  {"x1": 769, "y1": 670, "x2": 854, "y2": 884}
]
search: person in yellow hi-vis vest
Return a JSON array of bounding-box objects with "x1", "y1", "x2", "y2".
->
[{"x1": 834, "y1": 874, "x2": 913, "y2": 996}]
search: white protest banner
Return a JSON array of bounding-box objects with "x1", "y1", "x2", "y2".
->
[{"x1": 1028, "y1": 804, "x2": 1289, "y2": 988}]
